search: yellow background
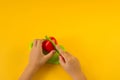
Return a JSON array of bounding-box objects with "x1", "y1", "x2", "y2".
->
[{"x1": 0, "y1": 0, "x2": 120, "y2": 80}]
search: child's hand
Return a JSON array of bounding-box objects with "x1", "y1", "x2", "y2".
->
[
  {"x1": 56, "y1": 45, "x2": 86, "y2": 80},
  {"x1": 19, "y1": 39, "x2": 55, "y2": 80},
  {"x1": 29, "y1": 39, "x2": 55, "y2": 69}
]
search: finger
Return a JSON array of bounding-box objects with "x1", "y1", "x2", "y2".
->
[
  {"x1": 60, "y1": 55, "x2": 66, "y2": 62},
  {"x1": 56, "y1": 45, "x2": 72, "y2": 62},
  {"x1": 44, "y1": 50, "x2": 55, "y2": 61},
  {"x1": 56, "y1": 45, "x2": 65, "y2": 55},
  {"x1": 33, "y1": 39, "x2": 37, "y2": 47},
  {"x1": 36, "y1": 39, "x2": 44, "y2": 47},
  {"x1": 59, "y1": 55, "x2": 65, "y2": 66},
  {"x1": 56, "y1": 45, "x2": 70, "y2": 61},
  {"x1": 64, "y1": 51, "x2": 72, "y2": 57},
  {"x1": 62, "y1": 51, "x2": 74, "y2": 62}
]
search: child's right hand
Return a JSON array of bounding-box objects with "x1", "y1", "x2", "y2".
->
[{"x1": 56, "y1": 45, "x2": 86, "y2": 80}]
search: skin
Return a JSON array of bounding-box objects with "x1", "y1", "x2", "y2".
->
[{"x1": 19, "y1": 39, "x2": 86, "y2": 80}]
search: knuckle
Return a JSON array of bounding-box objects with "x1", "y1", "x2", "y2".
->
[
  {"x1": 64, "y1": 51, "x2": 69, "y2": 54},
  {"x1": 68, "y1": 59, "x2": 74, "y2": 64},
  {"x1": 67, "y1": 57, "x2": 73, "y2": 62},
  {"x1": 73, "y1": 57, "x2": 78, "y2": 61},
  {"x1": 72, "y1": 56, "x2": 76, "y2": 59}
]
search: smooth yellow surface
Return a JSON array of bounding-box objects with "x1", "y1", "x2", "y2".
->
[{"x1": 0, "y1": 0, "x2": 120, "y2": 80}]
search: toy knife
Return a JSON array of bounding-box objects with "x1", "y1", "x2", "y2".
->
[{"x1": 45, "y1": 36, "x2": 60, "y2": 55}]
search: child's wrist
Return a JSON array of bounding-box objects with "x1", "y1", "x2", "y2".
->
[{"x1": 26, "y1": 64, "x2": 38, "y2": 74}]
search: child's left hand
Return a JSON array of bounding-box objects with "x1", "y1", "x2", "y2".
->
[
  {"x1": 20, "y1": 39, "x2": 55, "y2": 80},
  {"x1": 29, "y1": 39, "x2": 55, "y2": 70}
]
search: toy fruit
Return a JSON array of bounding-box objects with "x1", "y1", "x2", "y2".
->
[{"x1": 42, "y1": 37, "x2": 57, "y2": 53}]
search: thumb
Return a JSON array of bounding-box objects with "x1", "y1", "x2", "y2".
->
[{"x1": 44, "y1": 50, "x2": 55, "y2": 61}]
